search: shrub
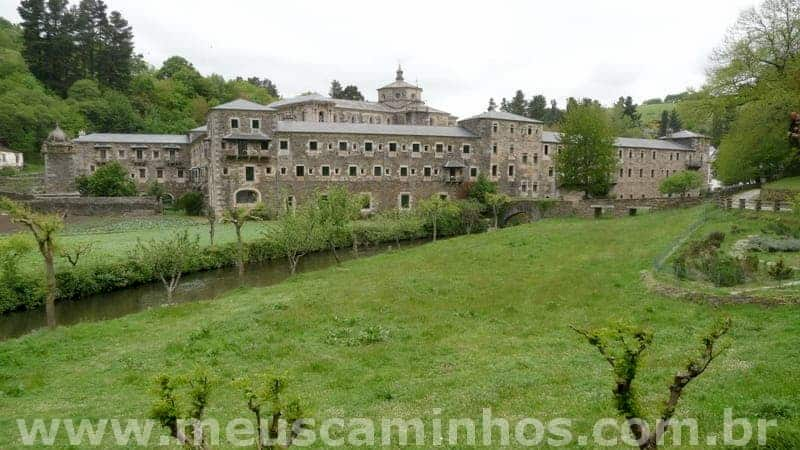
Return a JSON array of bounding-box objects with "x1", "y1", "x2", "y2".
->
[
  {"x1": 176, "y1": 191, "x2": 204, "y2": 216},
  {"x1": 75, "y1": 162, "x2": 137, "y2": 197},
  {"x1": 767, "y1": 258, "x2": 794, "y2": 283},
  {"x1": 705, "y1": 254, "x2": 746, "y2": 287},
  {"x1": 248, "y1": 202, "x2": 271, "y2": 220},
  {"x1": 467, "y1": 173, "x2": 497, "y2": 205},
  {"x1": 740, "y1": 254, "x2": 760, "y2": 275}
]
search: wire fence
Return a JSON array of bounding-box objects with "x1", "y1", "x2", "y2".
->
[{"x1": 651, "y1": 203, "x2": 716, "y2": 274}]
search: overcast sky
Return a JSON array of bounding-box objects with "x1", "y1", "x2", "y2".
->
[{"x1": 0, "y1": 0, "x2": 755, "y2": 118}]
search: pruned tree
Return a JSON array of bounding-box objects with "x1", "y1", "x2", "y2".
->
[
  {"x1": 133, "y1": 230, "x2": 199, "y2": 302},
  {"x1": 309, "y1": 187, "x2": 362, "y2": 263},
  {"x1": 0, "y1": 197, "x2": 63, "y2": 328},
  {"x1": 274, "y1": 206, "x2": 320, "y2": 275},
  {"x1": 484, "y1": 193, "x2": 510, "y2": 229},
  {"x1": 206, "y1": 206, "x2": 216, "y2": 247},
  {"x1": 58, "y1": 242, "x2": 92, "y2": 267},
  {"x1": 234, "y1": 374, "x2": 306, "y2": 449},
  {"x1": 222, "y1": 207, "x2": 255, "y2": 277},
  {"x1": 417, "y1": 194, "x2": 456, "y2": 242},
  {"x1": 572, "y1": 318, "x2": 732, "y2": 449},
  {"x1": 150, "y1": 369, "x2": 211, "y2": 450}
]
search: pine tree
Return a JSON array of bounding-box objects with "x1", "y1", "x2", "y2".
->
[
  {"x1": 98, "y1": 10, "x2": 134, "y2": 90},
  {"x1": 74, "y1": 0, "x2": 108, "y2": 80},
  {"x1": 659, "y1": 110, "x2": 670, "y2": 137},
  {"x1": 340, "y1": 85, "x2": 364, "y2": 101},
  {"x1": 669, "y1": 110, "x2": 682, "y2": 132},
  {"x1": 17, "y1": 0, "x2": 47, "y2": 84},
  {"x1": 544, "y1": 99, "x2": 562, "y2": 125},
  {"x1": 508, "y1": 90, "x2": 527, "y2": 116},
  {"x1": 329, "y1": 80, "x2": 343, "y2": 98},
  {"x1": 487, "y1": 97, "x2": 497, "y2": 111},
  {"x1": 623, "y1": 96, "x2": 641, "y2": 124},
  {"x1": 500, "y1": 97, "x2": 509, "y2": 112},
  {"x1": 42, "y1": 0, "x2": 76, "y2": 95},
  {"x1": 526, "y1": 94, "x2": 547, "y2": 120}
]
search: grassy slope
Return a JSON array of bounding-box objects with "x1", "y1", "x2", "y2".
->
[
  {"x1": 0, "y1": 207, "x2": 798, "y2": 448},
  {"x1": 763, "y1": 176, "x2": 800, "y2": 192},
  {"x1": 639, "y1": 102, "x2": 675, "y2": 125}
]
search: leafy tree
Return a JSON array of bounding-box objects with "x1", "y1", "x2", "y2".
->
[
  {"x1": 622, "y1": 96, "x2": 641, "y2": 124},
  {"x1": 340, "y1": 85, "x2": 364, "y2": 101},
  {"x1": 150, "y1": 369, "x2": 211, "y2": 449},
  {"x1": 659, "y1": 110, "x2": 670, "y2": 137},
  {"x1": 75, "y1": 162, "x2": 136, "y2": 196},
  {"x1": 310, "y1": 187, "x2": 361, "y2": 263},
  {"x1": 555, "y1": 103, "x2": 618, "y2": 197},
  {"x1": 0, "y1": 233, "x2": 32, "y2": 285},
  {"x1": 544, "y1": 99, "x2": 563, "y2": 125},
  {"x1": 507, "y1": 90, "x2": 527, "y2": 116},
  {"x1": 659, "y1": 170, "x2": 704, "y2": 197},
  {"x1": 768, "y1": 258, "x2": 794, "y2": 285},
  {"x1": 274, "y1": 206, "x2": 320, "y2": 275},
  {"x1": 526, "y1": 94, "x2": 547, "y2": 121},
  {"x1": 222, "y1": 207, "x2": 256, "y2": 277},
  {"x1": 246, "y1": 76, "x2": 279, "y2": 98},
  {"x1": 133, "y1": 230, "x2": 199, "y2": 302},
  {"x1": 467, "y1": 173, "x2": 497, "y2": 205},
  {"x1": 417, "y1": 195, "x2": 456, "y2": 242},
  {"x1": 457, "y1": 199, "x2": 484, "y2": 235},
  {"x1": 329, "y1": 79, "x2": 343, "y2": 99},
  {"x1": 0, "y1": 197, "x2": 63, "y2": 327},
  {"x1": 177, "y1": 191, "x2": 204, "y2": 216},
  {"x1": 572, "y1": 318, "x2": 731, "y2": 449},
  {"x1": 234, "y1": 374, "x2": 306, "y2": 449},
  {"x1": 485, "y1": 193, "x2": 510, "y2": 229}
]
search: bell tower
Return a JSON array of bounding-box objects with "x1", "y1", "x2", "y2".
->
[{"x1": 377, "y1": 64, "x2": 423, "y2": 107}]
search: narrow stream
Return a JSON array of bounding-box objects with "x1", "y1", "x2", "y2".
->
[{"x1": 0, "y1": 241, "x2": 424, "y2": 341}]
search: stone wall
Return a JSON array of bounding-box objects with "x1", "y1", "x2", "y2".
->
[
  {"x1": 25, "y1": 196, "x2": 158, "y2": 216},
  {"x1": 503, "y1": 196, "x2": 707, "y2": 223}
]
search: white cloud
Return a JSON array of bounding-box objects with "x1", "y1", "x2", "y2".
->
[{"x1": 0, "y1": 0, "x2": 756, "y2": 118}]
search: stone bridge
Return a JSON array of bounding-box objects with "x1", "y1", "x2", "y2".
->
[{"x1": 501, "y1": 199, "x2": 566, "y2": 225}]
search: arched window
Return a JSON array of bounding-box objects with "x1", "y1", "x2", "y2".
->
[{"x1": 235, "y1": 189, "x2": 260, "y2": 205}]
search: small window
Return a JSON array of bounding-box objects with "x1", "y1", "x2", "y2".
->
[
  {"x1": 279, "y1": 140, "x2": 289, "y2": 150},
  {"x1": 373, "y1": 166, "x2": 383, "y2": 177},
  {"x1": 266, "y1": 166, "x2": 273, "y2": 175},
  {"x1": 260, "y1": 141, "x2": 269, "y2": 150},
  {"x1": 136, "y1": 149, "x2": 144, "y2": 160},
  {"x1": 400, "y1": 166, "x2": 408, "y2": 177},
  {"x1": 139, "y1": 168, "x2": 146, "y2": 179},
  {"x1": 639, "y1": 169, "x2": 643, "y2": 178},
  {"x1": 389, "y1": 142, "x2": 397, "y2": 152},
  {"x1": 309, "y1": 140, "x2": 318, "y2": 151},
  {"x1": 364, "y1": 142, "x2": 373, "y2": 152},
  {"x1": 527, "y1": 126, "x2": 532, "y2": 135},
  {"x1": 295, "y1": 165, "x2": 305, "y2": 177},
  {"x1": 177, "y1": 170, "x2": 184, "y2": 179},
  {"x1": 619, "y1": 168, "x2": 624, "y2": 177},
  {"x1": 435, "y1": 143, "x2": 444, "y2": 153},
  {"x1": 508, "y1": 165, "x2": 515, "y2": 177},
  {"x1": 223, "y1": 167, "x2": 229, "y2": 175},
  {"x1": 532, "y1": 183, "x2": 538, "y2": 192},
  {"x1": 548, "y1": 167, "x2": 554, "y2": 177},
  {"x1": 447, "y1": 145, "x2": 453, "y2": 153},
  {"x1": 251, "y1": 119, "x2": 260, "y2": 130},
  {"x1": 628, "y1": 169, "x2": 632, "y2": 177},
  {"x1": 399, "y1": 193, "x2": 411, "y2": 209},
  {"x1": 533, "y1": 154, "x2": 538, "y2": 164},
  {"x1": 652, "y1": 151, "x2": 656, "y2": 160},
  {"x1": 245, "y1": 166, "x2": 255, "y2": 181},
  {"x1": 651, "y1": 169, "x2": 655, "y2": 178},
  {"x1": 348, "y1": 165, "x2": 358, "y2": 177},
  {"x1": 156, "y1": 169, "x2": 164, "y2": 179},
  {"x1": 522, "y1": 154, "x2": 529, "y2": 164},
  {"x1": 230, "y1": 118, "x2": 239, "y2": 129},
  {"x1": 470, "y1": 167, "x2": 478, "y2": 177},
  {"x1": 280, "y1": 167, "x2": 287, "y2": 175},
  {"x1": 118, "y1": 150, "x2": 125, "y2": 158},
  {"x1": 510, "y1": 125, "x2": 515, "y2": 134},
  {"x1": 360, "y1": 194, "x2": 372, "y2": 210},
  {"x1": 286, "y1": 196, "x2": 295, "y2": 209},
  {"x1": 492, "y1": 123, "x2": 498, "y2": 133},
  {"x1": 462, "y1": 145, "x2": 471, "y2": 154},
  {"x1": 339, "y1": 141, "x2": 348, "y2": 151},
  {"x1": 491, "y1": 165, "x2": 498, "y2": 177},
  {"x1": 423, "y1": 166, "x2": 432, "y2": 177},
  {"x1": 544, "y1": 145, "x2": 549, "y2": 156},
  {"x1": 321, "y1": 165, "x2": 331, "y2": 176},
  {"x1": 152, "y1": 150, "x2": 159, "y2": 159},
  {"x1": 412, "y1": 143, "x2": 421, "y2": 153}
]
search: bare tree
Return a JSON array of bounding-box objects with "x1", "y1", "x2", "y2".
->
[
  {"x1": 0, "y1": 197, "x2": 63, "y2": 328},
  {"x1": 58, "y1": 242, "x2": 93, "y2": 267},
  {"x1": 222, "y1": 207, "x2": 255, "y2": 277},
  {"x1": 572, "y1": 318, "x2": 732, "y2": 449}
]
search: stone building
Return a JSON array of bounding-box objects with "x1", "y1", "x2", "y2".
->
[
  {"x1": 42, "y1": 67, "x2": 711, "y2": 214},
  {"x1": 0, "y1": 136, "x2": 23, "y2": 170}
]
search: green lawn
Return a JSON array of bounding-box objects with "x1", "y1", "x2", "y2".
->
[
  {"x1": 763, "y1": 176, "x2": 800, "y2": 192},
  {"x1": 0, "y1": 207, "x2": 798, "y2": 448}
]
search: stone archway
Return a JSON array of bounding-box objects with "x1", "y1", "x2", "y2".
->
[{"x1": 234, "y1": 189, "x2": 260, "y2": 206}]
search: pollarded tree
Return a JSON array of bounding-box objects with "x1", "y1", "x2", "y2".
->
[
  {"x1": 417, "y1": 195, "x2": 457, "y2": 242},
  {"x1": 0, "y1": 197, "x2": 63, "y2": 328},
  {"x1": 133, "y1": 230, "x2": 199, "y2": 302},
  {"x1": 234, "y1": 374, "x2": 306, "y2": 449},
  {"x1": 310, "y1": 187, "x2": 362, "y2": 263},
  {"x1": 150, "y1": 369, "x2": 211, "y2": 450},
  {"x1": 659, "y1": 170, "x2": 704, "y2": 197},
  {"x1": 555, "y1": 103, "x2": 618, "y2": 198},
  {"x1": 485, "y1": 193, "x2": 510, "y2": 229},
  {"x1": 222, "y1": 207, "x2": 256, "y2": 277},
  {"x1": 572, "y1": 318, "x2": 732, "y2": 449},
  {"x1": 274, "y1": 206, "x2": 320, "y2": 275}
]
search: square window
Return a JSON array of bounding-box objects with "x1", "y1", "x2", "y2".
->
[
  {"x1": 280, "y1": 167, "x2": 287, "y2": 175},
  {"x1": 400, "y1": 166, "x2": 408, "y2": 177},
  {"x1": 177, "y1": 170, "x2": 184, "y2": 179},
  {"x1": 321, "y1": 165, "x2": 330, "y2": 176},
  {"x1": 399, "y1": 194, "x2": 410, "y2": 209},
  {"x1": 412, "y1": 143, "x2": 421, "y2": 153},
  {"x1": 389, "y1": 142, "x2": 397, "y2": 152},
  {"x1": 373, "y1": 166, "x2": 383, "y2": 176},
  {"x1": 279, "y1": 140, "x2": 289, "y2": 150},
  {"x1": 156, "y1": 169, "x2": 164, "y2": 179},
  {"x1": 349, "y1": 166, "x2": 358, "y2": 177},
  {"x1": 309, "y1": 141, "x2": 318, "y2": 151},
  {"x1": 153, "y1": 150, "x2": 159, "y2": 159},
  {"x1": 230, "y1": 118, "x2": 239, "y2": 129},
  {"x1": 260, "y1": 141, "x2": 269, "y2": 150},
  {"x1": 251, "y1": 119, "x2": 260, "y2": 130},
  {"x1": 245, "y1": 166, "x2": 255, "y2": 181},
  {"x1": 295, "y1": 165, "x2": 305, "y2": 177},
  {"x1": 223, "y1": 167, "x2": 229, "y2": 175},
  {"x1": 470, "y1": 167, "x2": 478, "y2": 177},
  {"x1": 364, "y1": 142, "x2": 373, "y2": 152},
  {"x1": 339, "y1": 141, "x2": 348, "y2": 151},
  {"x1": 462, "y1": 145, "x2": 471, "y2": 154},
  {"x1": 266, "y1": 167, "x2": 273, "y2": 175},
  {"x1": 424, "y1": 166, "x2": 432, "y2": 177},
  {"x1": 118, "y1": 150, "x2": 124, "y2": 158},
  {"x1": 435, "y1": 143, "x2": 444, "y2": 153}
]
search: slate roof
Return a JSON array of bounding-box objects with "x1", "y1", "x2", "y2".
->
[
  {"x1": 73, "y1": 134, "x2": 190, "y2": 145},
  {"x1": 190, "y1": 125, "x2": 208, "y2": 132},
  {"x1": 222, "y1": 132, "x2": 271, "y2": 141},
  {"x1": 268, "y1": 94, "x2": 396, "y2": 113},
  {"x1": 211, "y1": 99, "x2": 275, "y2": 111},
  {"x1": 378, "y1": 80, "x2": 420, "y2": 90},
  {"x1": 541, "y1": 131, "x2": 693, "y2": 151},
  {"x1": 662, "y1": 130, "x2": 707, "y2": 139},
  {"x1": 275, "y1": 121, "x2": 476, "y2": 138},
  {"x1": 460, "y1": 110, "x2": 543, "y2": 124}
]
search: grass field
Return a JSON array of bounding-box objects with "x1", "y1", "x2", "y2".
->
[
  {"x1": 638, "y1": 102, "x2": 676, "y2": 125},
  {"x1": 0, "y1": 207, "x2": 798, "y2": 448},
  {"x1": 763, "y1": 176, "x2": 800, "y2": 192}
]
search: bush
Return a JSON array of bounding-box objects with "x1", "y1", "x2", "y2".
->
[
  {"x1": 705, "y1": 254, "x2": 746, "y2": 287},
  {"x1": 467, "y1": 173, "x2": 497, "y2": 205},
  {"x1": 75, "y1": 162, "x2": 137, "y2": 197},
  {"x1": 176, "y1": 191, "x2": 204, "y2": 216},
  {"x1": 767, "y1": 258, "x2": 794, "y2": 283},
  {"x1": 248, "y1": 202, "x2": 271, "y2": 220}
]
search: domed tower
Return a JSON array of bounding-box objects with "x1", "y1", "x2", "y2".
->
[
  {"x1": 377, "y1": 65, "x2": 423, "y2": 107},
  {"x1": 41, "y1": 124, "x2": 79, "y2": 194}
]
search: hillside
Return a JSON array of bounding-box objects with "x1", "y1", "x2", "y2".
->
[
  {"x1": 638, "y1": 101, "x2": 676, "y2": 125},
  {"x1": 0, "y1": 207, "x2": 797, "y2": 447}
]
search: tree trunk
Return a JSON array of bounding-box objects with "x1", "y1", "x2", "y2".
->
[
  {"x1": 235, "y1": 225, "x2": 244, "y2": 278},
  {"x1": 288, "y1": 254, "x2": 298, "y2": 275},
  {"x1": 330, "y1": 241, "x2": 341, "y2": 264},
  {"x1": 432, "y1": 217, "x2": 437, "y2": 242},
  {"x1": 493, "y1": 207, "x2": 499, "y2": 229},
  {"x1": 208, "y1": 218, "x2": 215, "y2": 247},
  {"x1": 43, "y1": 248, "x2": 56, "y2": 329}
]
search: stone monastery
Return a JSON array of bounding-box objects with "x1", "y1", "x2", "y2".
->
[{"x1": 42, "y1": 66, "x2": 711, "y2": 214}]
